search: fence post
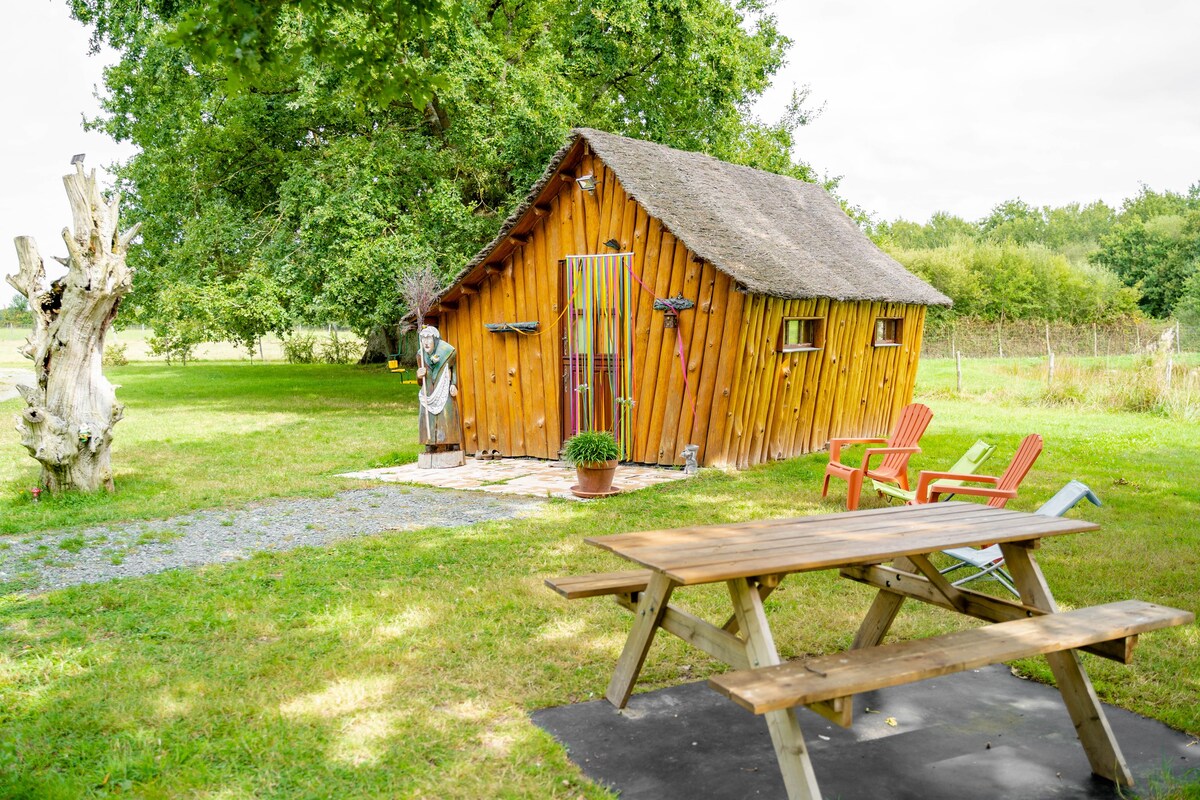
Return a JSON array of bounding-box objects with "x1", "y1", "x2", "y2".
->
[
  {"x1": 1177, "y1": 320, "x2": 1182, "y2": 355},
  {"x1": 997, "y1": 316, "x2": 1004, "y2": 358},
  {"x1": 1048, "y1": 351, "x2": 1055, "y2": 386},
  {"x1": 1093, "y1": 323, "x2": 1098, "y2": 358},
  {"x1": 956, "y1": 349, "x2": 963, "y2": 394},
  {"x1": 1044, "y1": 322, "x2": 1051, "y2": 358}
]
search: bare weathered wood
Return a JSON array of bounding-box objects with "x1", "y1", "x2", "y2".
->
[
  {"x1": 710, "y1": 600, "x2": 1192, "y2": 715},
  {"x1": 9, "y1": 162, "x2": 138, "y2": 493},
  {"x1": 1001, "y1": 542, "x2": 1136, "y2": 786},
  {"x1": 727, "y1": 577, "x2": 823, "y2": 800},
  {"x1": 587, "y1": 503, "x2": 1096, "y2": 586},
  {"x1": 605, "y1": 571, "x2": 675, "y2": 708},
  {"x1": 545, "y1": 570, "x2": 652, "y2": 599},
  {"x1": 619, "y1": 601, "x2": 751, "y2": 669},
  {"x1": 840, "y1": 563, "x2": 1138, "y2": 664}
]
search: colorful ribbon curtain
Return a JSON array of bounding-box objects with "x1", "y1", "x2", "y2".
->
[{"x1": 565, "y1": 253, "x2": 635, "y2": 458}]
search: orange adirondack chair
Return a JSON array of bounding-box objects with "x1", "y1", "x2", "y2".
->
[
  {"x1": 912, "y1": 434, "x2": 1044, "y2": 506},
  {"x1": 821, "y1": 403, "x2": 933, "y2": 511}
]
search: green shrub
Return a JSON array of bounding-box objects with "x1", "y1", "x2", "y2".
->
[
  {"x1": 282, "y1": 333, "x2": 317, "y2": 364},
  {"x1": 147, "y1": 333, "x2": 197, "y2": 365},
  {"x1": 102, "y1": 342, "x2": 129, "y2": 367},
  {"x1": 319, "y1": 331, "x2": 360, "y2": 364},
  {"x1": 562, "y1": 430, "x2": 620, "y2": 465}
]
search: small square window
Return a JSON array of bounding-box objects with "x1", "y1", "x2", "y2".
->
[
  {"x1": 874, "y1": 317, "x2": 902, "y2": 346},
  {"x1": 781, "y1": 317, "x2": 824, "y2": 352}
]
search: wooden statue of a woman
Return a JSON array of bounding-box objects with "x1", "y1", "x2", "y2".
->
[{"x1": 416, "y1": 325, "x2": 464, "y2": 467}]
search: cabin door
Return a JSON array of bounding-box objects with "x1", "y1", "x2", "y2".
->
[{"x1": 561, "y1": 253, "x2": 635, "y2": 458}]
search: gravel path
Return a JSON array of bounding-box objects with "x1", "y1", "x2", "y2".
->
[{"x1": 0, "y1": 486, "x2": 544, "y2": 593}]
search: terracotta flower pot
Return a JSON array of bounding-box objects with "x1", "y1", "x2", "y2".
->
[{"x1": 572, "y1": 459, "x2": 619, "y2": 498}]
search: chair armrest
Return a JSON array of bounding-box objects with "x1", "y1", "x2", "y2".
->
[
  {"x1": 915, "y1": 471, "x2": 999, "y2": 503},
  {"x1": 929, "y1": 485, "x2": 1018, "y2": 503},
  {"x1": 829, "y1": 437, "x2": 887, "y2": 462},
  {"x1": 861, "y1": 446, "x2": 920, "y2": 471}
]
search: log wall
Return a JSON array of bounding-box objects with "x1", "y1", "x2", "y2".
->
[{"x1": 431, "y1": 143, "x2": 928, "y2": 468}]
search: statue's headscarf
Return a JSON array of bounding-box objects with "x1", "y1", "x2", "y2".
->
[{"x1": 418, "y1": 325, "x2": 456, "y2": 394}]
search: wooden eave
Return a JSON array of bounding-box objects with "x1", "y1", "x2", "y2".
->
[{"x1": 438, "y1": 138, "x2": 588, "y2": 306}]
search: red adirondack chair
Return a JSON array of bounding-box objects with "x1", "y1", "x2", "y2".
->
[
  {"x1": 912, "y1": 433, "x2": 1044, "y2": 506},
  {"x1": 821, "y1": 403, "x2": 933, "y2": 511}
]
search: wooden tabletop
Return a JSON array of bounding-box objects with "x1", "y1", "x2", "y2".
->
[{"x1": 586, "y1": 502, "x2": 1099, "y2": 586}]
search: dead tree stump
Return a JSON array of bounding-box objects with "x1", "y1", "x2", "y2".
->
[{"x1": 7, "y1": 161, "x2": 140, "y2": 493}]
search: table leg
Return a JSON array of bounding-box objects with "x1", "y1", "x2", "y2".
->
[
  {"x1": 605, "y1": 571, "x2": 675, "y2": 709},
  {"x1": 850, "y1": 556, "x2": 916, "y2": 650},
  {"x1": 728, "y1": 577, "x2": 823, "y2": 800},
  {"x1": 1000, "y1": 542, "x2": 1134, "y2": 787},
  {"x1": 722, "y1": 574, "x2": 781, "y2": 634}
]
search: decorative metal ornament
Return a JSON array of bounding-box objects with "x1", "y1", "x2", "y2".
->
[{"x1": 653, "y1": 293, "x2": 695, "y2": 313}]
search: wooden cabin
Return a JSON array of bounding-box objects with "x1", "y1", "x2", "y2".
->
[{"x1": 421, "y1": 129, "x2": 951, "y2": 468}]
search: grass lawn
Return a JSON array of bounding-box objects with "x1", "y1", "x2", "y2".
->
[
  {"x1": 0, "y1": 363, "x2": 419, "y2": 540},
  {"x1": 0, "y1": 359, "x2": 1197, "y2": 798}
]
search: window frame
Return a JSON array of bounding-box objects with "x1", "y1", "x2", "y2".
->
[
  {"x1": 873, "y1": 317, "x2": 903, "y2": 347},
  {"x1": 780, "y1": 316, "x2": 825, "y2": 353}
]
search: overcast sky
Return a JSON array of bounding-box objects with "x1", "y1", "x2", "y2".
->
[
  {"x1": 2, "y1": 1, "x2": 1198, "y2": 304},
  {"x1": 756, "y1": 0, "x2": 1200, "y2": 223}
]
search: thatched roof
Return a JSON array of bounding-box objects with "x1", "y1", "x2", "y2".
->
[{"x1": 440, "y1": 128, "x2": 951, "y2": 307}]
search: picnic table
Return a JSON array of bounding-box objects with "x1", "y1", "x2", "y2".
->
[{"x1": 547, "y1": 501, "x2": 1192, "y2": 800}]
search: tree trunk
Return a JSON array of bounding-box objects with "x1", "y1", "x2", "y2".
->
[
  {"x1": 359, "y1": 325, "x2": 399, "y2": 365},
  {"x1": 7, "y1": 161, "x2": 139, "y2": 493}
]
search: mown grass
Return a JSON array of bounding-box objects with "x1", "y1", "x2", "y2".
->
[
  {"x1": 0, "y1": 361, "x2": 1197, "y2": 799},
  {"x1": 0, "y1": 363, "x2": 420, "y2": 537}
]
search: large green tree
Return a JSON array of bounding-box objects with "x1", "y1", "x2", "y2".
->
[
  {"x1": 70, "y1": 0, "x2": 811, "y2": 356},
  {"x1": 1090, "y1": 186, "x2": 1200, "y2": 318}
]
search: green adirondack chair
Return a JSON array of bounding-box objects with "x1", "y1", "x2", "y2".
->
[{"x1": 872, "y1": 439, "x2": 996, "y2": 504}]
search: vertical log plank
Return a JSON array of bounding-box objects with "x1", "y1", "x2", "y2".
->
[
  {"x1": 647, "y1": 241, "x2": 690, "y2": 464},
  {"x1": 704, "y1": 281, "x2": 748, "y2": 466},
  {"x1": 689, "y1": 268, "x2": 731, "y2": 464}
]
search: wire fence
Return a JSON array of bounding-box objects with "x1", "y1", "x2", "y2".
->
[{"x1": 922, "y1": 319, "x2": 1197, "y2": 359}]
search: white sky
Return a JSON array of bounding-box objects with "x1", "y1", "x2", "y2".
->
[
  {"x1": 2, "y1": 1, "x2": 1199, "y2": 304},
  {"x1": 0, "y1": 1, "x2": 135, "y2": 306},
  {"x1": 756, "y1": 0, "x2": 1200, "y2": 224}
]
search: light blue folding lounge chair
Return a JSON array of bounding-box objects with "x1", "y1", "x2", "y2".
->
[{"x1": 939, "y1": 480, "x2": 1102, "y2": 597}]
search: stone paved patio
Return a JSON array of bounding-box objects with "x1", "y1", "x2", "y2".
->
[{"x1": 340, "y1": 457, "x2": 695, "y2": 499}]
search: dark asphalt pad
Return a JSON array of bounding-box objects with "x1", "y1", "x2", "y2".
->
[{"x1": 532, "y1": 665, "x2": 1197, "y2": 799}]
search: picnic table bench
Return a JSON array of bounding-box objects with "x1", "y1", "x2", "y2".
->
[{"x1": 546, "y1": 502, "x2": 1194, "y2": 800}]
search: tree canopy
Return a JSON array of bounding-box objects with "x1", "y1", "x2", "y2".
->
[
  {"x1": 1090, "y1": 186, "x2": 1200, "y2": 319},
  {"x1": 70, "y1": 0, "x2": 815, "y2": 353}
]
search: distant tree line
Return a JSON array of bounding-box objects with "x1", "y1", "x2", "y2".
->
[{"x1": 870, "y1": 185, "x2": 1200, "y2": 325}]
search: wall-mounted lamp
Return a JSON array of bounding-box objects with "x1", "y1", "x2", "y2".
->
[
  {"x1": 575, "y1": 174, "x2": 597, "y2": 193},
  {"x1": 603, "y1": 238, "x2": 620, "y2": 250}
]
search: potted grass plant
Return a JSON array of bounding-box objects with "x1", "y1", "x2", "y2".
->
[{"x1": 563, "y1": 430, "x2": 621, "y2": 498}]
